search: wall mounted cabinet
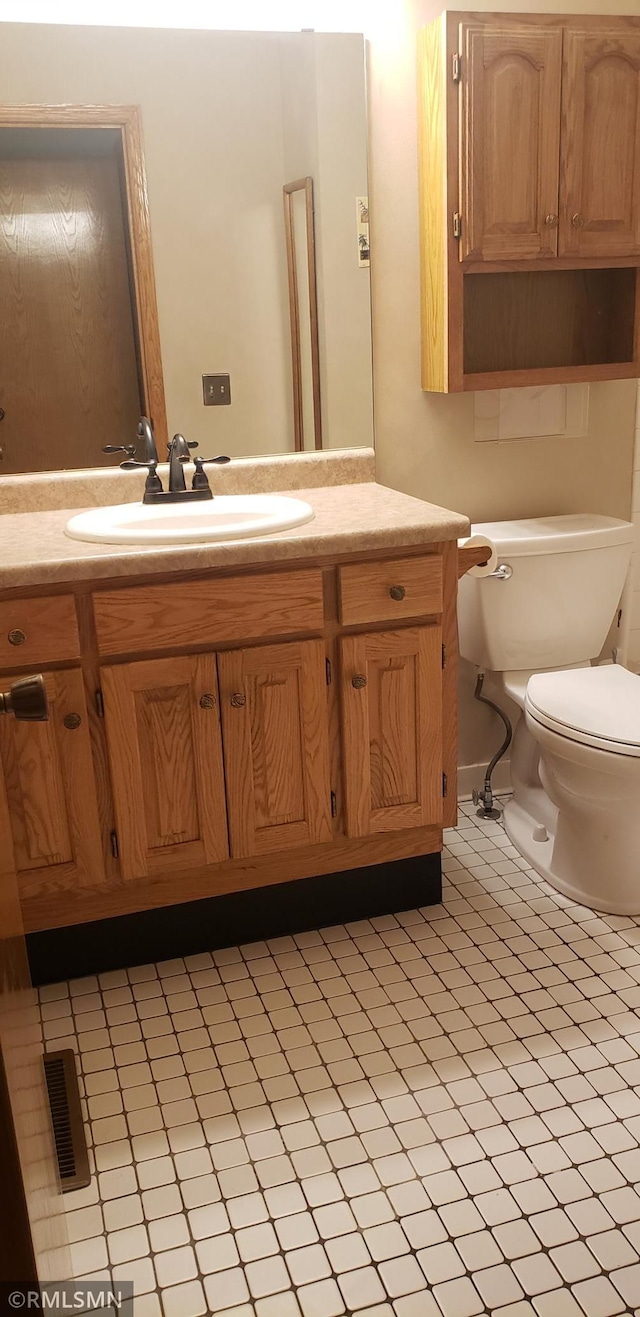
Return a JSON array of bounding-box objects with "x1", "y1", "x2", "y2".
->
[{"x1": 419, "y1": 12, "x2": 640, "y2": 391}]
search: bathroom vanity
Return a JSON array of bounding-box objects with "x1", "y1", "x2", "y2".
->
[{"x1": 0, "y1": 464, "x2": 469, "y2": 950}]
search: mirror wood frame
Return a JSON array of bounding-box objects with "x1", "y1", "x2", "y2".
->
[{"x1": 0, "y1": 103, "x2": 168, "y2": 459}]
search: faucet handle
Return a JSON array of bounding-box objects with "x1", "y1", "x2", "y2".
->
[
  {"x1": 192, "y1": 455, "x2": 231, "y2": 491},
  {"x1": 167, "y1": 437, "x2": 199, "y2": 457},
  {"x1": 103, "y1": 444, "x2": 137, "y2": 461}
]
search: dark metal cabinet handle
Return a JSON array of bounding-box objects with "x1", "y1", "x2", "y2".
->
[
  {"x1": 0, "y1": 407, "x2": 5, "y2": 421},
  {"x1": 389, "y1": 585, "x2": 406, "y2": 601},
  {"x1": 230, "y1": 692, "x2": 246, "y2": 708},
  {"x1": 8, "y1": 628, "x2": 26, "y2": 647},
  {"x1": 199, "y1": 693, "x2": 215, "y2": 709},
  {"x1": 351, "y1": 674, "x2": 367, "y2": 689},
  {"x1": 63, "y1": 712, "x2": 82, "y2": 730}
]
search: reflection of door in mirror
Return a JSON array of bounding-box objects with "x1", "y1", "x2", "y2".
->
[
  {"x1": 284, "y1": 177, "x2": 322, "y2": 452},
  {"x1": 0, "y1": 112, "x2": 167, "y2": 474}
]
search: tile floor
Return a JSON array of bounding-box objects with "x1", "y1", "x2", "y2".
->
[{"x1": 39, "y1": 800, "x2": 640, "y2": 1317}]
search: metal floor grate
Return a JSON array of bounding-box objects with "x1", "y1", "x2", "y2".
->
[{"x1": 43, "y1": 1049, "x2": 91, "y2": 1193}]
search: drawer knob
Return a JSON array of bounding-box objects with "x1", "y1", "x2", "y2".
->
[
  {"x1": 63, "y1": 712, "x2": 82, "y2": 730},
  {"x1": 199, "y1": 693, "x2": 215, "y2": 709},
  {"x1": 8, "y1": 628, "x2": 26, "y2": 647},
  {"x1": 230, "y1": 692, "x2": 246, "y2": 708},
  {"x1": 389, "y1": 585, "x2": 406, "y2": 602},
  {"x1": 351, "y1": 674, "x2": 367, "y2": 689},
  {"x1": 544, "y1": 213, "x2": 558, "y2": 227},
  {"x1": 571, "y1": 212, "x2": 585, "y2": 227}
]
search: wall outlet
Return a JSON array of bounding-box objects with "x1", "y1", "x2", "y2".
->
[{"x1": 203, "y1": 374, "x2": 231, "y2": 406}]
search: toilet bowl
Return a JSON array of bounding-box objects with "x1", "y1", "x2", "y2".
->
[
  {"x1": 458, "y1": 513, "x2": 637, "y2": 914},
  {"x1": 504, "y1": 665, "x2": 640, "y2": 914}
]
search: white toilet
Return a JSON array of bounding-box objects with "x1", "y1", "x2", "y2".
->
[{"x1": 458, "y1": 513, "x2": 640, "y2": 915}]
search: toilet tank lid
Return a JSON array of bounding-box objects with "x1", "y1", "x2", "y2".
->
[{"x1": 470, "y1": 514, "x2": 633, "y2": 556}]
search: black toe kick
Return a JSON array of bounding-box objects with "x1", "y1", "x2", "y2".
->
[{"x1": 27, "y1": 853, "x2": 442, "y2": 987}]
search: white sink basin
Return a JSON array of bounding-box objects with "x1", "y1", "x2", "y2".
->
[{"x1": 65, "y1": 494, "x2": 314, "y2": 546}]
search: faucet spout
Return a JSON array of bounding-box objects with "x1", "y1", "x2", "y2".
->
[
  {"x1": 167, "y1": 433, "x2": 192, "y2": 493},
  {"x1": 138, "y1": 416, "x2": 159, "y2": 466}
]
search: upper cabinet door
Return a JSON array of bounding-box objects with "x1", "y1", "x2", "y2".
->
[
  {"x1": 0, "y1": 668, "x2": 104, "y2": 900},
  {"x1": 560, "y1": 29, "x2": 640, "y2": 257},
  {"x1": 218, "y1": 639, "x2": 332, "y2": 859},
  {"x1": 460, "y1": 23, "x2": 563, "y2": 261},
  {"x1": 101, "y1": 654, "x2": 228, "y2": 881},
  {"x1": 340, "y1": 626, "x2": 443, "y2": 838}
]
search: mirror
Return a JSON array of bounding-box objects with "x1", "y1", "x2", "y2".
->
[{"x1": 0, "y1": 23, "x2": 373, "y2": 475}]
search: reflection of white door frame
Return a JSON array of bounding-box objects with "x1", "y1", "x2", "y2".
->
[
  {"x1": 283, "y1": 176, "x2": 323, "y2": 451},
  {"x1": 0, "y1": 103, "x2": 168, "y2": 453}
]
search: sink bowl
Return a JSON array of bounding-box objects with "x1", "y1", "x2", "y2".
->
[{"x1": 65, "y1": 494, "x2": 314, "y2": 546}]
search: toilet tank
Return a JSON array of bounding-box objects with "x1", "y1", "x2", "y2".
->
[{"x1": 458, "y1": 514, "x2": 634, "y2": 672}]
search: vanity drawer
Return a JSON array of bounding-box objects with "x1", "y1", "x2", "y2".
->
[
  {"x1": 0, "y1": 595, "x2": 80, "y2": 667},
  {"x1": 94, "y1": 568, "x2": 325, "y2": 656},
  {"x1": 338, "y1": 555, "x2": 443, "y2": 625}
]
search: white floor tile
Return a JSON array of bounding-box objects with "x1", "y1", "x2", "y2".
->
[{"x1": 51, "y1": 803, "x2": 640, "y2": 1317}]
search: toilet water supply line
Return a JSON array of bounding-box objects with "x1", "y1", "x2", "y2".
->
[{"x1": 472, "y1": 673, "x2": 513, "y2": 820}]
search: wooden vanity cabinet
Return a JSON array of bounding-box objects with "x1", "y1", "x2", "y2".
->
[
  {"x1": 100, "y1": 654, "x2": 228, "y2": 881},
  {"x1": 0, "y1": 668, "x2": 104, "y2": 898},
  {"x1": 340, "y1": 626, "x2": 443, "y2": 838},
  {"x1": 420, "y1": 12, "x2": 640, "y2": 391},
  {"x1": 218, "y1": 639, "x2": 332, "y2": 860},
  {"x1": 0, "y1": 544, "x2": 458, "y2": 934}
]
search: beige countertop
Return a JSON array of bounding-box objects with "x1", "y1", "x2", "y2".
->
[{"x1": 0, "y1": 482, "x2": 469, "y2": 590}]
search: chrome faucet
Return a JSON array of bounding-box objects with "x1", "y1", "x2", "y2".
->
[{"x1": 103, "y1": 416, "x2": 230, "y2": 504}]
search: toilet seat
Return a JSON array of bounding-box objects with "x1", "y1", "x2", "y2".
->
[{"x1": 525, "y1": 665, "x2": 640, "y2": 757}]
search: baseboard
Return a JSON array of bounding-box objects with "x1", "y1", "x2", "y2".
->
[
  {"x1": 457, "y1": 759, "x2": 512, "y2": 800},
  {"x1": 27, "y1": 852, "x2": 442, "y2": 987}
]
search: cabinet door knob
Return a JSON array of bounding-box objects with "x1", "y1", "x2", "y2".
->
[
  {"x1": 544, "y1": 213, "x2": 558, "y2": 227},
  {"x1": 571, "y1": 212, "x2": 585, "y2": 227},
  {"x1": 389, "y1": 585, "x2": 406, "y2": 601},
  {"x1": 199, "y1": 693, "x2": 215, "y2": 709},
  {"x1": 351, "y1": 674, "x2": 367, "y2": 689},
  {"x1": 63, "y1": 712, "x2": 82, "y2": 730},
  {"x1": 8, "y1": 628, "x2": 26, "y2": 647},
  {"x1": 230, "y1": 692, "x2": 246, "y2": 708}
]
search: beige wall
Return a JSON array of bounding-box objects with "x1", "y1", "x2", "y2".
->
[
  {"x1": 367, "y1": 0, "x2": 640, "y2": 772},
  {"x1": 0, "y1": 23, "x2": 372, "y2": 459}
]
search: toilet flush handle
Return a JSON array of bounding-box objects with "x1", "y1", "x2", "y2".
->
[{"x1": 487, "y1": 563, "x2": 513, "y2": 581}]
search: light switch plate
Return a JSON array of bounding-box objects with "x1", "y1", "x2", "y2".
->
[{"x1": 203, "y1": 374, "x2": 231, "y2": 406}]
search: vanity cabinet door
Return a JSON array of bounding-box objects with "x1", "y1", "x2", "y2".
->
[
  {"x1": 560, "y1": 29, "x2": 640, "y2": 257},
  {"x1": 218, "y1": 639, "x2": 332, "y2": 859},
  {"x1": 459, "y1": 22, "x2": 563, "y2": 261},
  {"x1": 340, "y1": 626, "x2": 443, "y2": 838},
  {"x1": 0, "y1": 668, "x2": 104, "y2": 897},
  {"x1": 101, "y1": 655, "x2": 228, "y2": 881}
]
